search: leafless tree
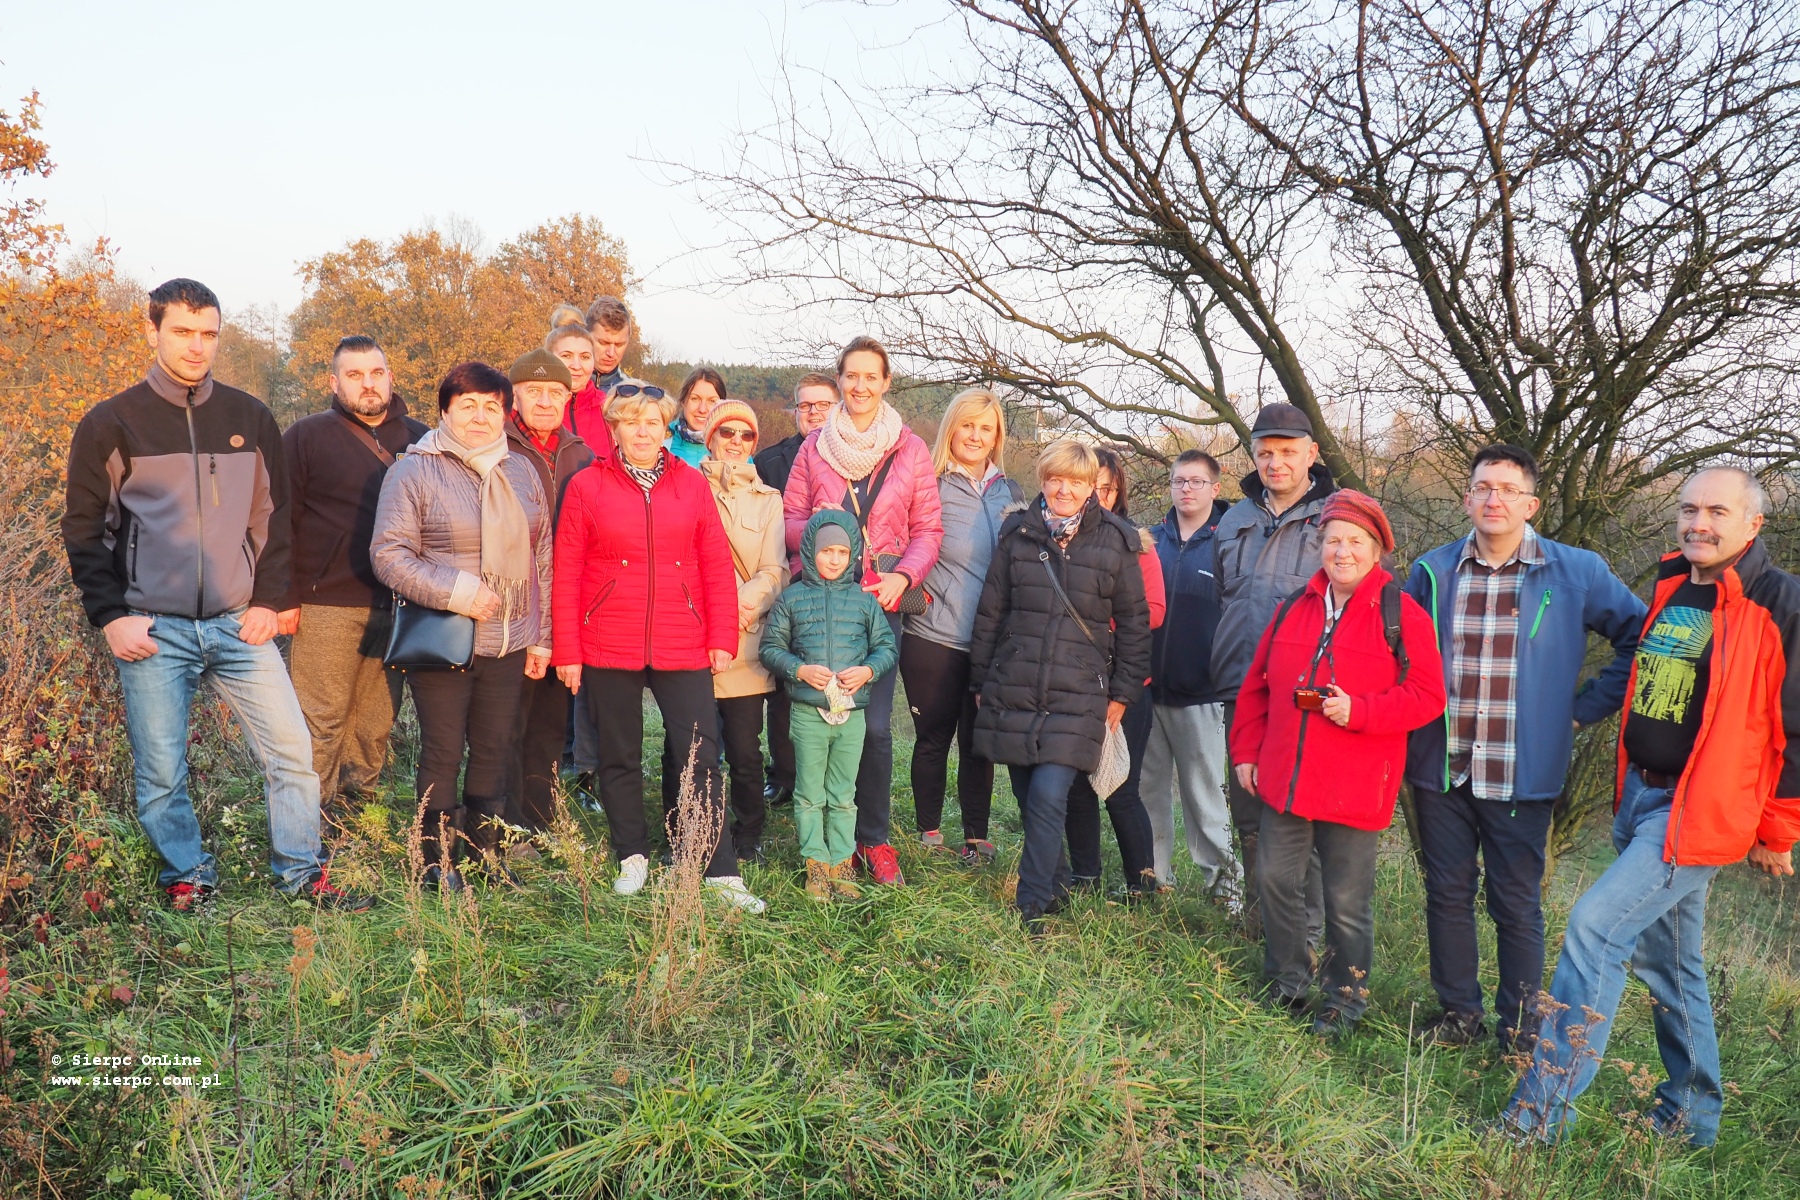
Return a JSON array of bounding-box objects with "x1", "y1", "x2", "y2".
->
[
  {"x1": 1228, "y1": 0, "x2": 1800, "y2": 543},
  {"x1": 692, "y1": 0, "x2": 1366, "y2": 482},
  {"x1": 692, "y1": 0, "x2": 1800, "y2": 544}
]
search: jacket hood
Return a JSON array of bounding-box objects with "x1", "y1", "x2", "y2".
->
[
  {"x1": 1240, "y1": 461, "x2": 1336, "y2": 511},
  {"x1": 703, "y1": 457, "x2": 776, "y2": 495},
  {"x1": 1159, "y1": 498, "x2": 1230, "y2": 543},
  {"x1": 799, "y1": 509, "x2": 865, "y2": 588}
]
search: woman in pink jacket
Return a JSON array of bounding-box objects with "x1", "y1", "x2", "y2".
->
[{"x1": 783, "y1": 335, "x2": 944, "y2": 885}]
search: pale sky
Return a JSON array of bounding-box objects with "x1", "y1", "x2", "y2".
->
[{"x1": 1, "y1": 1, "x2": 936, "y2": 362}]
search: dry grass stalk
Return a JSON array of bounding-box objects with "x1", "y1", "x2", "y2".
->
[
  {"x1": 628, "y1": 741, "x2": 721, "y2": 1033},
  {"x1": 545, "y1": 782, "x2": 604, "y2": 932}
]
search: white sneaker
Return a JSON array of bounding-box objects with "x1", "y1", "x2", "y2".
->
[
  {"x1": 613, "y1": 854, "x2": 649, "y2": 895},
  {"x1": 704, "y1": 875, "x2": 767, "y2": 914}
]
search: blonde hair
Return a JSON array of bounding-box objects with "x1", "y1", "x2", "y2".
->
[
  {"x1": 932, "y1": 388, "x2": 1007, "y2": 475},
  {"x1": 548, "y1": 303, "x2": 587, "y2": 330},
  {"x1": 1035, "y1": 438, "x2": 1100, "y2": 487},
  {"x1": 603, "y1": 379, "x2": 676, "y2": 428},
  {"x1": 544, "y1": 322, "x2": 592, "y2": 354}
]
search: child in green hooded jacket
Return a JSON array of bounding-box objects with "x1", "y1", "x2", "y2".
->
[{"x1": 760, "y1": 510, "x2": 899, "y2": 899}]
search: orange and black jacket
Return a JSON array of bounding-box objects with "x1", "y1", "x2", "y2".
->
[{"x1": 1615, "y1": 540, "x2": 1800, "y2": 864}]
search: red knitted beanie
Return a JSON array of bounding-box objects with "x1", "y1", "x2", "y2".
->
[{"x1": 1319, "y1": 489, "x2": 1396, "y2": 554}]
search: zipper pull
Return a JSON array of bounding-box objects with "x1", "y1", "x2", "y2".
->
[{"x1": 210, "y1": 455, "x2": 219, "y2": 505}]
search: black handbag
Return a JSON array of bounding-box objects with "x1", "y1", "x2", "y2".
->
[{"x1": 383, "y1": 595, "x2": 476, "y2": 671}]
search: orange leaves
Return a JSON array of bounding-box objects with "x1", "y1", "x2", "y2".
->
[{"x1": 289, "y1": 215, "x2": 636, "y2": 406}]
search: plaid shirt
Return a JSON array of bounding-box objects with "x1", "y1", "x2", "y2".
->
[{"x1": 1446, "y1": 526, "x2": 1543, "y2": 800}]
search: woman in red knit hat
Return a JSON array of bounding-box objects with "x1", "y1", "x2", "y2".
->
[{"x1": 1229, "y1": 490, "x2": 1446, "y2": 1039}]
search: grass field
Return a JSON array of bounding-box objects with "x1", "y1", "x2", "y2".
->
[{"x1": 8, "y1": 688, "x2": 1800, "y2": 1199}]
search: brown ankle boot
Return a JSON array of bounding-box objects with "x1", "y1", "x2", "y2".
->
[
  {"x1": 804, "y1": 859, "x2": 833, "y2": 902},
  {"x1": 829, "y1": 858, "x2": 864, "y2": 900}
]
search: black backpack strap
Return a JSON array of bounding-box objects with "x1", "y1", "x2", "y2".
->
[
  {"x1": 1382, "y1": 578, "x2": 1410, "y2": 682},
  {"x1": 1268, "y1": 585, "x2": 1309, "y2": 639}
]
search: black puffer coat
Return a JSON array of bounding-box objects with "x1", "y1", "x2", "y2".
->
[{"x1": 970, "y1": 498, "x2": 1153, "y2": 772}]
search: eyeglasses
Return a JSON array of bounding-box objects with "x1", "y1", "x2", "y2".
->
[
  {"x1": 1171, "y1": 477, "x2": 1216, "y2": 491},
  {"x1": 713, "y1": 426, "x2": 756, "y2": 444},
  {"x1": 1468, "y1": 484, "x2": 1534, "y2": 503},
  {"x1": 611, "y1": 384, "x2": 666, "y2": 400},
  {"x1": 793, "y1": 400, "x2": 836, "y2": 415}
]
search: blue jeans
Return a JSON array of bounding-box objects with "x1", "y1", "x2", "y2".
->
[
  {"x1": 115, "y1": 609, "x2": 324, "y2": 892},
  {"x1": 1504, "y1": 771, "x2": 1722, "y2": 1145},
  {"x1": 1008, "y1": 763, "x2": 1078, "y2": 914}
]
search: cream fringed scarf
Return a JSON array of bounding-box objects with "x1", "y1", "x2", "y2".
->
[
  {"x1": 815, "y1": 400, "x2": 905, "y2": 482},
  {"x1": 418, "y1": 423, "x2": 533, "y2": 643}
]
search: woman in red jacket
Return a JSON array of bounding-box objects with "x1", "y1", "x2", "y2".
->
[
  {"x1": 1230, "y1": 491, "x2": 1445, "y2": 1039},
  {"x1": 554, "y1": 382, "x2": 765, "y2": 913}
]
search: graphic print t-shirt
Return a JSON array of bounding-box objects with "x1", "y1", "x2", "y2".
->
[{"x1": 1622, "y1": 580, "x2": 1717, "y2": 776}]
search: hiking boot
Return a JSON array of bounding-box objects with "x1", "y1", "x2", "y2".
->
[
  {"x1": 422, "y1": 864, "x2": 466, "y2": 894},
  {"x1": 165, "y1": 882, "x2": 216, "y2": 913},
  {"x1": 829, "y1": 859, "x2": 864, "y2": 900},
  {"x1": 613, "y1": 854, "x2": 650, "y2": 896},
  {"x1": 304, "y1": 872, "x2": 375, "y2": 912},
  {"x1": 1498, "y1": 1016, "x2": 1541, "y2": 1057},
  {"x1": 1018, "y1": 904, "x2": 1048, "y2": 937},
  {"x1": 1267, "y1": 990, "x2": 1311, "y2": 1020},
  {"x1": 805, "y1": 859, "x2": 833, "y2": 902},
  {"x1": 918, "y1": 829, "x2": 947, "y2": 850},
  {"x1": 958, "y1": 839, "x2": 997, "y2": 867},
  {"x1": 1312, "y1": 1008, "x2": 1357, "y2": 1042},
  {"x1": 763, "y1": 782, "x2": 793, "y2": 808},
  {"x1": 1419, "y1": 1010, "x2": 1488, "y2": 1048},
  {"x1": 855, "y1": 842, "x2": 906, "y2": 886},
  {"x1": 737, "y1": 842, "x2": 766, "y2": 868},
  {"x1": 574, "y1": 772, "x2": 603, "y2": 812},
  {"x1": 1070, "y1": 875, "x2": 1102, "y2": 894},
  {"x1": 704, "y1": 875, "x2": 767, "y2": 914}
]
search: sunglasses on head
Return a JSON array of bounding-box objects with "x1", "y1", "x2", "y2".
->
[
  {"x1": 611, "y1": 384, "x2": 666, "y2": 400},
  {"x1": 713, "y1": 426, "x2": 756, "y2": 443}
]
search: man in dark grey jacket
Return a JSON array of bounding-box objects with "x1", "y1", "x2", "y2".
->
[
  {"x1": 1211, "y1": 403, "x2": 1336, "y2": 936},
  {"x1": 62, "y1": 279, "x2": 367, "y2": 912}
]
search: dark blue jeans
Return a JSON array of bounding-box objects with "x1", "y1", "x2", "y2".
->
[
  {"x1": 1416, "y1": 782, "x2": 1555, "y2": 1041},
  {"x1": 1009, "y1": 763, "x2": 1078, "y2": 914},
  {"x1": 1504, "y1": 771, "x2": 1722, "y2": 1145}
]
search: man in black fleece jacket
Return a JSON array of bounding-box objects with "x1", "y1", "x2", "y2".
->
[
  {"x1": 61, "y1": 279, "x2": 366, "y2": 912},
  {"x1": 276, "y1": 336, "x2": 426, "y2": 809}
]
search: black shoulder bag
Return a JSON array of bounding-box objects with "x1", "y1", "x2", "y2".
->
[{"x1": 845, "y1": 453, "x2": 931, "y2": 616}]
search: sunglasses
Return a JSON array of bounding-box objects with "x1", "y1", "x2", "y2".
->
[
  {"x1": 713, "y1": 426, "x2": 756, "y2": 444},
  {"x1": 611, "y1": 384, "x2": 666, "y2": 399}
]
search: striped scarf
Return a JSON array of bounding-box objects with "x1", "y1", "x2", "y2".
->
[{"x1": 623, "y1": 451, "x2": 666, "y2": 493}]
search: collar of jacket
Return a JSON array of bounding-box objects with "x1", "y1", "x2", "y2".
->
[
  {"x1": 605, "y1": 446, "x2": 675, "y2": 486},
  {"x1": 146, "y1": 361, "x2": 215, "y2": 408},
  {"x1": 505, "y1": 417, "x2": 585, "y2": 460},
  {"x1": 703, "y1": 458, "x2": 773, "y2": 495},
  {"x1": 1160, "y1": 499, "x2": 1229, "y2": 546},
  {"x1": 1652, "y1": 539, "x2": 1767, "y2": 604},
  {"x1": 1240, "y1": 462, "x2": 1336, "y2": 515},
  {"x1": 1014, "y1": 494, "x2": 1111, "y2": 545},
  {"x1": 330, "y1": 392, "x2": 408, "y2": 434}
]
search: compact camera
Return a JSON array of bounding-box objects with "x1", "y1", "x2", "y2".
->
[{"x1": 1293, "y1": 687, "x2": 1327, "y2": 711}]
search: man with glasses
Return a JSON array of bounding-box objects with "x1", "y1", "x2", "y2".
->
[
  {"x1": 1403, "y1": 444, "x2": 1644, "y2": 1054},
  {"x1": 755, "y1": 372, "x2": 840, "y2": 806},
  {"x1": 1143, "y1": 450, "x2": 1239, "y2": 898}
]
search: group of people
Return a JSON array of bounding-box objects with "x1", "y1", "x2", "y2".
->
[{"x1": 62, "y1": 278, "x2": 1800, "y2": 1148}]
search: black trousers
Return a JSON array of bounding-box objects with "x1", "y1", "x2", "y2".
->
[
  {"x1": 1416, "y1": 781, "x2": 1555, "y2": 1039},
  {"x1": 1260, "y1": 805, "x2": 1380, "y2": 1021},
  {"x1": 764, "y1": 688, "x2": 796, "y2": 791},
  {"x1": 584, "y1": 666, "x2": 736, "y2": 877},
  {"x1": 662, "y1": 693, "x2": 767, "y2": 854},
  {"x1": 509, "y1": 671, "x2": 570, "y2": 832},
  {"x1": 407, "y1": 650, "x2": 526, "y2": 861},
  {"x1": 852, "y1": 612, "x2": 905, "y2": 847},
  {"x1": 1065, "y1": 694, "x2": 1156, "y2": 889},
  {"x1": 900, "y1": 635, "x2": 994, "y2": 841}
]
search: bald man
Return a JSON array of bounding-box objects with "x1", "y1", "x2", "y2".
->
[{"x1": 1501, "y1": 467, "x2": 1800, "y2": 1148}]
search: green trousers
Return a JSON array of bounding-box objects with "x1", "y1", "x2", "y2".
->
[{"x1": 790, "y1": 705, "x2": 866, "y2": 865}]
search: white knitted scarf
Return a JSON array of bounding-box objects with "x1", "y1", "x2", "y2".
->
[{"x1": 816, "y1": 400, "x2": 904, "y2": 482}]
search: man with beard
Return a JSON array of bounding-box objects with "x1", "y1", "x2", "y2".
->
[{"x1": 277, "y1": 336, "x2": 428, "y2": 810}]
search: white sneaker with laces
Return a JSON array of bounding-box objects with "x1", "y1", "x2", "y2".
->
[
  {"x1": 704, "y1": 875, "x2": 767, "y2": 914},
  {"x1": 614, "y1": 853, "x2": 650, "y2": 895}
]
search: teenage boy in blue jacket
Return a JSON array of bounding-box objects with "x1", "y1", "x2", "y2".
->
[{"x1": 1404, "y1": 444, "x2": 1645, "y2": 1053}]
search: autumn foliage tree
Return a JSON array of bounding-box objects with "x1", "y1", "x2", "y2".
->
[{"x1": 288, "y1": 214, "x2": 637, "y2": 406}]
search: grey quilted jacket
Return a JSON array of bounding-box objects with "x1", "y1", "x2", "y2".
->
[{"x1": 370, "y1": 443, "x2": 553, "y2": 659}]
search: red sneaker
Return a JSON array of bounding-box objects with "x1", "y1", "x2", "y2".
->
[
  {"x1": 165, "y1": 882, "x2": 216, "y2": 913},
  {"x1": 855, "y1": 842, "x2": 906, "y2": 886},
  {"x1": 305, "y1": 871, "x2": 374, "y2": 912}
]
